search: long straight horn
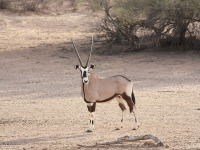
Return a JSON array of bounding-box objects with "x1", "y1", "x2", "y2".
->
[
  {"x1": 71, "y1": 38, "x2": 83, "y2": 66},
  {"x1": 86, "y1": 36, "x2": 93, "y2": 66}
]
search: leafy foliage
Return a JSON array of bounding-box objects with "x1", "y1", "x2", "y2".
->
[
  {"x1": 95, "y1": 0, "x2": 200, "y2": 50},
  {"x1": 0, "y1": 0, "x2": 48, "y2": 12},
  {"x1": 144, "y1": 0, "x2": 200, "y2": 46},
  {"x1": 1, "y1": 0, "x2": 200, "y2": 51}
]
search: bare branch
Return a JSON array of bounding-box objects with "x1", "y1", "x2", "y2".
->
[{"x1": 78, "y1": 134, "x2": 164, "y2": 148}]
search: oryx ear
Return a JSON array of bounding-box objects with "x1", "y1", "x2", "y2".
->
[
  {"x1": 90, "y1": 64, "x2": 95, "y2": 70},
  {"x1": 75, "y1": 64, "x2": 80, "y2": 70}
]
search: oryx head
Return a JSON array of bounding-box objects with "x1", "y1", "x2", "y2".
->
[{"x1": 71, "y1": 37, "x2": 95, "y2": 84}]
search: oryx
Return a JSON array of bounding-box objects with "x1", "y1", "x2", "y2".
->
[{"x1": 71, "y1": 37, "x2": 139, "y2": 132}]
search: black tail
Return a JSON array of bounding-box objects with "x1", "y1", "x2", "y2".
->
[{"x1": 131, "y1": 91, "x2": 136, "y2": 105}]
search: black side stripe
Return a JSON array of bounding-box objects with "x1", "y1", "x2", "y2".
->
[
  {"x1": 109, "y1": 75, "x2": 131, "y2": 82},
  {"x1": 97, "y1": 93, "x2": 119, "y2": 103},
  {"x1": 82, "y1": 82, "x2": 89, "y2": 103}
]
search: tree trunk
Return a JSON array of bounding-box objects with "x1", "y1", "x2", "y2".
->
[{"x1": 179, "y1": 27, "x2": 187, "y2": 46}]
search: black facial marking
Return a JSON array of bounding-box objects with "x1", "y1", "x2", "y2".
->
[
  {"x1": 92, "y1": 120, "x2": 94, "y2": 125},
  {"x1": 83, "y1": 71, "x2": 87, "y2": 78}
]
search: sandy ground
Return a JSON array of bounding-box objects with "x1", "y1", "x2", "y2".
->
[{"x1": 0, "y1": 10, "x2": 200, "y2": 150}]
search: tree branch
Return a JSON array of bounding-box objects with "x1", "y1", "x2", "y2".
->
[{"x1": 78, "y1": 134, "x2": 164, "y2": 148}]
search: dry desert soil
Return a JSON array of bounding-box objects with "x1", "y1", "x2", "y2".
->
[{"x1": 0, "y1": 10, "x2": 200, "y2": 150}]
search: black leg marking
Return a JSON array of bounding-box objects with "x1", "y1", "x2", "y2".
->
[
  {"x1": 87, "y1": 103, "x2": 96, "y2": 132},
  {"x1": 122, "y1": 92, "x2": 133, "y2": 113},
  {"x1": 87, "y1": 102, "x2": 96, "y2": 112},
  {"x1": 119, "y1": 103, "x2": 126, "y2": 111}
]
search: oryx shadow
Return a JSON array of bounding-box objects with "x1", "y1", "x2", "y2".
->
[{"x1": 0, "y1": 133, "x2": 90, "y2": 145}]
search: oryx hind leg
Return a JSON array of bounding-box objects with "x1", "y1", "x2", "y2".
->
[
  {"x1": 122, "y1": 92, "x2": 139, "y2": 130},
  {"x1": 116, "y1": 96, "x2": 126, "y2": 130},
  {"x1": 87, "y1": 102, "x2": 96, "y2": 132},
  {"x1": 131, "y1": 92, "x2": 139, "y2": 130},
  {"x1": 132, "y1": 104, "x2": 139, "y2": 130}
]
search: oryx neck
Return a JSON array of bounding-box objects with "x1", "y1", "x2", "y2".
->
[{"x1": 82, "y1": 82, "x2": 90, "y2": 103}]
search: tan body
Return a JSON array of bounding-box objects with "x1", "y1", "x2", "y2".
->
[{"x1": 82, "y1": 73, "x2": 133, "y2": 104}]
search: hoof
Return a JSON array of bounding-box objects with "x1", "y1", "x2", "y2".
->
[
  {"x1": 86, "y1": 130, "x2": 93, "y2": 133},
  {"x1": 132, "y1": 126, "x2": 139, "y2": 130},
  {"x1": 115, "y1": 128, "x2": 120, "y2": 130}
]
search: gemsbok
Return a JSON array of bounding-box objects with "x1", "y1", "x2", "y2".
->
[{"x1": 71, "y1": 37, "x2": 139, "y2": 132}]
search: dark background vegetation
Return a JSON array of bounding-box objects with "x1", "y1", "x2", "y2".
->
[{"x1": 1, "y1": 0, "x2": 200, "y2": 52}]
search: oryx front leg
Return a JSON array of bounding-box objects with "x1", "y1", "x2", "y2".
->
[
  {"x1": 116, "y1": 96, "x2": 126, "y2": 130},
  {"x1": 87, "y1": 102, "x2": 96, "y2": 132}
]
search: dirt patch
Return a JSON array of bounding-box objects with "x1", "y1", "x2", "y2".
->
[{"x1": 0, "y1": 11, "x2": 200, "y2": 150}]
